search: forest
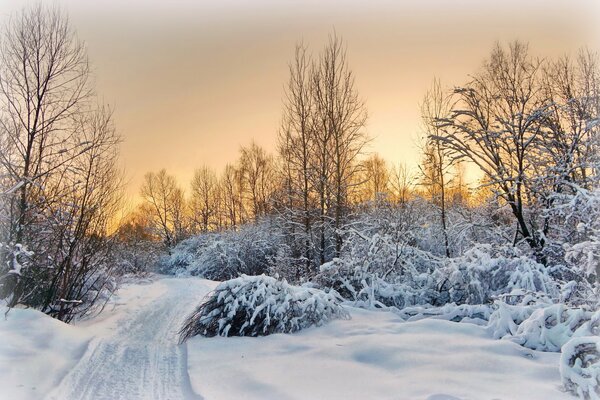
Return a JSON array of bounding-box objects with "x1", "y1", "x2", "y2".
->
[{"x1": 0, "y1": 4, "x2": 599, "y2": 400}]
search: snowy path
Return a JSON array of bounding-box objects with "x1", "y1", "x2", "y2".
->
[{"x1": 46, "y1": 278, "x2": 213, "y2": 400}]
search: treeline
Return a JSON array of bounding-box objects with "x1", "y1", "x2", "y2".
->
[
  {"x1": 136, "y1": 39, "x2": 599, "y2": 285},
  {"x1": 131, "y1": 37, "x2": 472, "y2": 273}
]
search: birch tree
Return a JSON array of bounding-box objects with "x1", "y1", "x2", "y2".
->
[{"x1": 312, "y1": 33, "x2": 368, "y2": 260}]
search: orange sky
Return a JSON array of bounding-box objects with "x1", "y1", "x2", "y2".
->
[{"x1": 1, "y1": 0, "x2": 599, "y2": 200}]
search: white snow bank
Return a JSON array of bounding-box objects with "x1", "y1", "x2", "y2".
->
[
  {"x1": 0, "y1": 306, "x2": 91, "y2": 400},
  {"x1": 187, "y1": 307, "x2": 571, "y2": 400}
]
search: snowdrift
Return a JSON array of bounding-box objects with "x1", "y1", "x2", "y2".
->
[
  {"x1": 0, "y1": 306, "x2": 90, "y2": 400},
  {"x1": 186, "y1": 307, "x2": 572, "y2": 400},
  {"x1": 179, "y1": 274, "x2": 349, "y2": 341}
]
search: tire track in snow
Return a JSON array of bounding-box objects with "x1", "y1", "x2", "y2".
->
[{"x1": 46, "y1": 278, "x2": 210, "y2": 400}]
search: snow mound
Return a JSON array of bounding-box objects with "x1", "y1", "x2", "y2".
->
[
  {"x1": 179, "y1": 274, "x2": 350, "y2": 341},
  {"x1": 0, "y1": 306, "x2": 90, "y2": 400},
  {"x1": 560, "y1": 336, "x2": 600, "y2": 399}
]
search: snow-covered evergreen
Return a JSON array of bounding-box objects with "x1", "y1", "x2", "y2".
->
[{"x1": 179, "y1": 274, "x2": 349, "y2": 340}]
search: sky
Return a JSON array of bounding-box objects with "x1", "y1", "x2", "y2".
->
[{"x1": 1, "y1": 0, "x2": 599, "y2": 199}]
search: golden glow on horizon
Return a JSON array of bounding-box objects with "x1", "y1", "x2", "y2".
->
[{"x1": 1, "y1": 0, "x2": 599, "y2": 201}]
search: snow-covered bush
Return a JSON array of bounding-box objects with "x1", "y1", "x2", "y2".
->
[
  {"x1": 179, "y1": 274, "x2": 349, "y2": 341},
  {"x1": 161, "y1": 221, "x2": 286, "y2": 280},
  {"x1": 315, "y1": 251, "x2": 439, "y2": 310},
  {"x1": 573, "y1": 310, "x2": 600, "y2": 338},
  {"x1": 560, "y1": 336, "x2": 600, "y2": 399},
  {"x1": 158, "y1": 234, "x2": 213, "y2": 275},
  {"x1": 557, "y1": 278, "x2": 600, "y2": 309},
  {"x1": 510, "y1": 304, "x2": 593, "y2": 352},
  {"x1": 314, "y1": 205, "x2": 443, "y2": 309},
  {"x1": 553, "y1": 187, "x2": 600, "y2": 283},
  {"x1": 393, "y1": 303, "x2": 493, "y2": 325},
  {"x1": 432, "y1": 245, "x2": 560, "y2": 306},
  {"x1": 487, "y1": 301, "x2": 540, "y2": 339},
  {"x1": 318, "y1": 241, "x2": 561, "y2": 311}
]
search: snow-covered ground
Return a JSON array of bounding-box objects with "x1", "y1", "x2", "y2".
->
[
  {"x1": 0, "y1": 276, "x2": 574, "y2": 399},
  {"x1": 188, "y1": 307, "x2": 571, "y2": 400},
  {"x1": 0, "y1": 303, "x2": 90, "y2": 399}
]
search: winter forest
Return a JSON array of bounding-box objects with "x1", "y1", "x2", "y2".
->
[{"x1": 1, "y1": 2, "x2": 599, "y2": 400}]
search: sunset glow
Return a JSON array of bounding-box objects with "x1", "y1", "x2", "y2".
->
[{"x1": 2, "y1": 0, "x2": 598, "y2": 198}]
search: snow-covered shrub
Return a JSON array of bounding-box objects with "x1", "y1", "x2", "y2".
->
[
  {"x1": 573, "y1": 310, "x2": 600, "y2": 338},
  {"x1": 179, "y1": 274, "x2": 349, "y2": 341},
  {"x1": 315, "y1": 250, "x2": 439, "y2": 309},
  {"x1": 317, "y1": 239, "x2": 561, "y2": 312},
  {"x1": 432, "y1": 245, "x2": 560, "y2": 306},
  {"x1": 554, "y1": 187, "x2": 600, "y2": 283},
  {"x1": 559, "y1": 278, "x2": 600, "y2": 308},
  {"x1": 161, "y1": 221, "x2": 286, "y2": 280},
  {"x1": 560, "y1": 336, "x2": 600, "y2": 399},
  {"x1": 487, "y1": 301, "x2": 540, "y2": 339},
  {"x1": 158, "y1": 234, "x2": 213, "y2": 275},
  {"x1": 314, "y1": 204, "x2": 443, "y2": 309},
  {"x1": 511, "y1": 304, "x2": 593, "y2": 352},
  {"x1": 393, "y1": 303, "x2": 493, "y2": 325}
]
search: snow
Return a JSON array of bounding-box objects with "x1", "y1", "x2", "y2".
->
[
  {"x1": 0, "y1": 276, "x2": 215, "y2": 400},
  {"x1": 0, "y1": 306, "x2": 90, "y2": 400},
  {"x1": 0, "y1": 276, "x2": 577, "y2": 399},
  {"x1": 187, "y1": 306, "x2": 571, "y2": 400}
]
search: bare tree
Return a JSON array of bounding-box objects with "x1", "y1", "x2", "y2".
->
[
  {"x1": 278, "y1": 43, "x2": 317, "y2": 273},
  {"x1": 239, "y1": 142, "x2": 276, "y2": 220},
  {"x1": 40, "y1": 106, "x2": 123, "y2": 321},
  {"x1": 220, "y1": 163, "x2": 242, "y2": 229},
  {"x1": 140, "y1": 169, "x2": 185, "y2": 250},
  {"x1": 434, "y1": 42, "x2": 550, "y2": 262},
  {"x1": 361, "y1": 153, "x2": 389, "y2": 203},
  {"x1": 0, "y1": 5, "x2": 123, "y2": 321},
  {"x1": 312, "y1": 33, "x2": 368, "y2": 259},
  {"x1": 0, "y1": 4, "x2": 92, "y2": 257},
  {"x1": 190, "y1": 165, "x2": 219, "y2": 233},
  {"x1": 450, "y1": 161, "x2": 469, "y2": 206},
  {"x1": 114, "y1": 205, "x2": 162, "y2": 276},
  {"x1": 420, "y1": 78, "x2": 453, "y2": 257},
  {"x1": 390, "y1": 163, "x2": 413, "y2": 205},
  {"x1": 538, "y1": 49, "x2": 600, "y2": 262},
  {"x1": 541, "y1": 49, "x2": 600, "y2": 191}
]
